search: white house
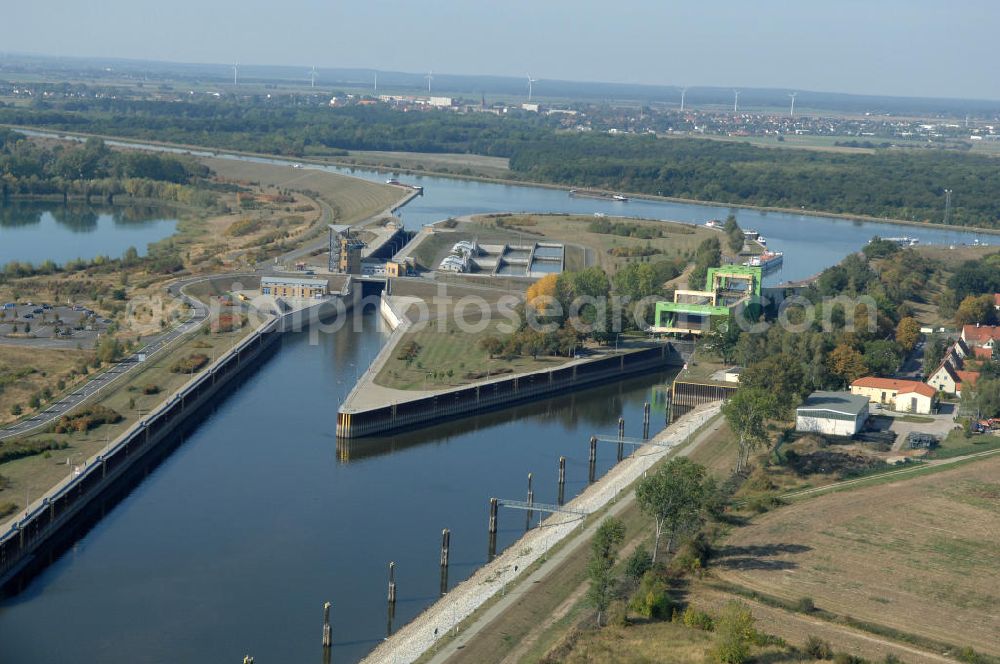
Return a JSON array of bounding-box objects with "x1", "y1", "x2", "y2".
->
[
  {"x1": 850, "y1": 377, "x2": 937, "y2": 415},
  {"x1": 795, "y1": 392, "x2": 870, "y2": 437}
]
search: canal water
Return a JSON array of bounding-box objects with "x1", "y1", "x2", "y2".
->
[
  {"x1": 0, "y1": 202, "x2": 178, "y2": 267},
  {"x1": 0, "y1": 310, "x2": 678, "y2": 663}
]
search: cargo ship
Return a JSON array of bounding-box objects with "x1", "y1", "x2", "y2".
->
[{"x1": 744, "y1": 250, "x2": 784, "y2": 272}]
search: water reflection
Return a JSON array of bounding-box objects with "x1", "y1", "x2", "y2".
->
[{"x1": 0, "y1": 202, "x2": 178, "y2": 265}]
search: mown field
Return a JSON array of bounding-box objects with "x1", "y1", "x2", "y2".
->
[
  {"x1": 374, "y1": 317, "x2": 569, "y2": 391},
  {"x1": 715, "y1": 455, "x2": 1000, "y2": 657}
]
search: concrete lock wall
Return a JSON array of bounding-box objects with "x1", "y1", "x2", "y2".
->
[
  {"x1": 0, "y1": 317, "x2": 285, "y2": 588},
  {"x1": 336, "y1": 341, "x2": 693, "y2": 439}
]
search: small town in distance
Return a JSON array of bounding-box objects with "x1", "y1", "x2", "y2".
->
[{"x1": 0, "y1": 3, "x2": 999, "y2": 663}]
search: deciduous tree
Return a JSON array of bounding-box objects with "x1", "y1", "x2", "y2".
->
[
  {"x1": 586, "y1": 517, "x2": 625, "y2": 627},
  {"x1": 895, "y1": 316, "x2": 921, "y2": 352},
  {"x1": 635, "y1": 458, "x2": 710, "y2": 562},
  {"x1": 723, "y1": 387, "x2": 780, "y2": 473}
]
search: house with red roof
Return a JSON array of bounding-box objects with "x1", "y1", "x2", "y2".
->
[
  {"x1": 974, "y1": 346, "x2": 995, "y2": 361},
  {"x1": 962, "y1": 324, "x2": 1000, "y2": 348},
  {"x1": 851, "y1": 377, "x2": 938, "y2": 414}
]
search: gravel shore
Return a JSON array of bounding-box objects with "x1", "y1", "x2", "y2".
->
[{"x1": 360, "y1": 401, "x2": 722, "y2": 664}]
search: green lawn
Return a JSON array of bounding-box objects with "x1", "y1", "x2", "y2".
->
[{"x1": 374, "y1": 319, "x2": 571, "y2": 391}]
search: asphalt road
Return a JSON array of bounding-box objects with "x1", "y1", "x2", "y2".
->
[{"x1": 0, "y1": 280, "x2": 210, "y2": 442}]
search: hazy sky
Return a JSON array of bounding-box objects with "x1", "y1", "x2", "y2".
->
[{"x1": 6, "y1": 0, "x2": 999, "y2": 99}]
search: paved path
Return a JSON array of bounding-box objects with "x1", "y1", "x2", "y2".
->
[
  {"x1": 360, "y1": 402, "x2": 722, "y2": 664},
  {"x1": 0, "y1": 273, "x2": 237, "y2": 442},
  {"x1": 424, "y1": 408, "x2": 726, "y2": 664}
]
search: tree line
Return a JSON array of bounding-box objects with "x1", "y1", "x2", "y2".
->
[{"x1": 4, "y1": 99, "x2": 1000, "y2": 227}]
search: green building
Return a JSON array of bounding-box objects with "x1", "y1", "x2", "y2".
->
[{"x1": 653, "y1": 265, "x2": 762, "y2": 335}]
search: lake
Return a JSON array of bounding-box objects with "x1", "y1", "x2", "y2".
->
[{"x1": 0, "y1": 202, "x2": 178, "y2": 267}]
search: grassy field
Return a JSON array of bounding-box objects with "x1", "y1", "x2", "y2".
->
[
  {"x1": 201, "y1": 157, "x2": 403, "y2": 227},
  {"x1": 336, "y1": 150, "x2": 511, "y2": 179},
  {"x1": 0, "y1": 321, "x2": 254, "y2": 528},
  {"x1": 374, "y1": 317, "x2": 570, "y2": 391},
  {"x1": 0, "y1": 346, "x2": 92, "y2": 426},
  {"x1": 714, "y1": 455, "x2": 1000, "y2": 657}
]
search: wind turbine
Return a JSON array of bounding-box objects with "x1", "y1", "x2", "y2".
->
[
  {"x1": 233, "y1": 62, "x2": 239, "y2": 87},
  {"x1": 373, "y1": 71, "x2": 378, "y2": 95},
  {"x1": 527, "y1": 74, "x2": 538, "y2": 102},
  {"x1": 733, "y1": 89, "x2": 740, "y2": 114},
  {"x1": 425, "y1": 71, "x2": 433, "y2": 93},
  {"x1": 788, "y1": 92, "x2": 797, "y2": 117},
  {"x1": 680, "y1": 86, "x2": 688, "y2": 112},
  {"x1": 310, "y1": 66, "x2": 317, "y2": 88}
]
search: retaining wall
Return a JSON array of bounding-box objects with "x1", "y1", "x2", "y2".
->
[
  {"x1": 0, "y1": 317, "x2": 282, "y2": 588},
  {"x1": 670, "y1": 379, "x2": 737, "y2": 421},
  {"x1": 337, "y1": 340, "x2": 694, "y2": 438}
]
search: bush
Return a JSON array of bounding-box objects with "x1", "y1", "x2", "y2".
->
[
  {"x1": 10, "y1": 404, "x2": 22, "y2": 416},
  {"x1": 607, "y1": 599, "x2": 630, "y2": 628},
  {"x1": 711, "y1": 601, "x2": 755, "y2": 664},
  {"x1": 796, "y1": 596, "x2": 816, "y2": 613},
  {"x1": 143, "y1": 384, "x2": 161, "y2": 395},
  {"x1": 834, "y1": 653, "x2": 867, "y2": 664},
  {"x1": 624, "y1": 546, "x2": 652, "y2": 583},
  {"x1": 629, "y1": 570, "x2": 671, "y2": 619},
  {"x1": 959, "y1": 647, "x2": 987, "y2": 664},
  {"x1": 397, "y1": 341, "x2": 421, "y2": 362},
  {"x1": 170, "y1": 353, "x2": 210, "y2": 374},
  {"x1": 53, "y1": 405, "x2": 123, "y2": 434},
  {"x1": 0, "y1": 501, "x2": 18, "y2": 518},
  {"x1": 745, "y1": 491, "x2": 784, "y2": 514},
  {"x1": 669, "y1": 531, "x2": 712, "y2": 576},
  {"x1": 0, "y1": 438, "x2": 69, "y2": 464},
  {"x1": 681, "y1": 605, "x2": 714, "y2": 631},
  {"x1": 804, "y1": 635, "x2": 834, "y2": 659}
]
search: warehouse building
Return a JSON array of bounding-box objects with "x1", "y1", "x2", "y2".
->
[
  {"x1": 795, "y1": 391, "x2": 870, "y2": 437},
  {"x1": 261, "y1": 276, "x2": 329, "y2": 299}
]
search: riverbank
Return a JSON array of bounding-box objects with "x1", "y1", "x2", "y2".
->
[
  {"x1": 360, "y1": 401, "x2": 722, "y2": 664},
  {"x1": 8, "y1": 125, "x2": 1000, "y2": 238}
]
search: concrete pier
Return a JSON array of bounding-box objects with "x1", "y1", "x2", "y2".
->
[{"x1": 336, "y1": 311, "x2": 693, "y2": 439}]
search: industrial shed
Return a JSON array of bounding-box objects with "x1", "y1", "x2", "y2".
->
[{"x1": 795, "y1": 391, "x2": 870, "y2": 437}]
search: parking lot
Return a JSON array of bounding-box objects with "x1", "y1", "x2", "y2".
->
[
  {"x1": 866, "y1": 404, "x2": 959, "y2": 452},
  {"x1": 0, "y1": 302, "x2": 112, "y2": 348}
]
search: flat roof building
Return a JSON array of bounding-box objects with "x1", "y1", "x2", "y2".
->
[
  {"x1": 796, "y1": 391, "x2": 870, "y2": 437},
  {"x1": 261, "y1": 276, "x2": 329, "y2": 299}
]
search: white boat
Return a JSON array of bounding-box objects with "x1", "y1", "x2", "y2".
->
[
  {"x1": 704, "y1": 219, "x2": 723, "y2": 230},
  {"x1": 745, "y1": 251, "x2": 784, "y2": 271},
  {"x1": 292, "y1": 163, "x2": 303, "y2": 169},
  {"x1": 612, "y1": 194, "x2": 628, "y2": 201},
  {"x1": 882, "y1": 236, "x2": 919, "y2": 246}
]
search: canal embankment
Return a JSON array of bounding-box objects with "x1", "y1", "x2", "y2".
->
[
  {"x1": 337, "y1": 291, "x2": 694, "y2": 438},
  {"x1": 0, "y1": 284, "x2": 358, "y2": 589},
  {"x1": 361, "y1": 400, "x2": 723, "y2": 664}
]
